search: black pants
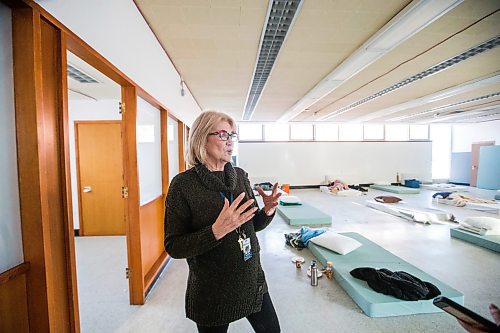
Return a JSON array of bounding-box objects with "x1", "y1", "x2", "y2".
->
[{"x1": 196, "y1": 292, "x2": 280, "y2": 333}]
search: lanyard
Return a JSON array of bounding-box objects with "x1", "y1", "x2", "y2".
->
[{"x1": 219, "y1": 191, "x2": 233, "y2": 204}]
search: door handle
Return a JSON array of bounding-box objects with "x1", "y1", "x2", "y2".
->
[{"x1": 83, "y1": 186, "x2": 92, "y2": 193}]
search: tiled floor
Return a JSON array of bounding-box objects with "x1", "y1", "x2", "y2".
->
[{"x1": 75, "y1": 187, "x2": 500, "y2": 332}]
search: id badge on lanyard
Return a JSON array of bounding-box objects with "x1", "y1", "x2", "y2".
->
[{"x1": 220, "y1": 192, "x2": 253, "y2": 262}]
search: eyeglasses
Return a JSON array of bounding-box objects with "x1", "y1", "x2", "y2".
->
[{"x1": 208, "y1": 130, "x2": 238, "y2": 142}]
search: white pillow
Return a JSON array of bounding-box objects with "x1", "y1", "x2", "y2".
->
[
  {"x1": 463, "y1": 217, "x2": 500, "y2": 234},
  {"x1": 309, "y1": 232, "x2": 362, "y2": 255},
  {"x1": 279, "y1": 195, "x2": 301, "y2": 204}
]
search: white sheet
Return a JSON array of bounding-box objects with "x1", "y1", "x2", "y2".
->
[
  {"x1": 420, "y1": 183, "x2": 468, "y2": 192},
  {"x1": 366, "y1": 200, "x2": 456, "y2": 225},
  {"x1": 435, "y1": 199, "x2": 500, "y2": 215}
]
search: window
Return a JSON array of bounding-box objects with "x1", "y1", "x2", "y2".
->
[
  {"x1": 409, "y1": 124, "x2": 429, "y2": 140},
  {"x1": 430, "y1": 124, "x2": 451, "y2": 179},
  {"x1": 315, "y1": 124, "x2": 339, "y2": 141},
  {"x1": 168, "y1": 124, "x2": 174, "y2": 142},
  {"x1": 290, "y1": 123, "x2": 313, "y2": 140},
  {"x1": 385, "y1": 124, "x2": 409, "y2": 141},
  {"x1": 238, "y1": 123, "x2": 262, "y2": 141},
  {"x1": 363, "y1": 124, "x2": 384, "y2": 140},
  {"x1": 339, "y1": 124, "x2": 363, "y2": 141},
  {"x1": 264, "y1": 123, "x2": 289, "y2": 141},
  {"x1": 136, "y1": 97, "x2": 162, "y2": 204}
]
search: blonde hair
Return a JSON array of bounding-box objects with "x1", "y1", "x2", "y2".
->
[{"x1": 186, "y1": 111, "x2": 236, "y2": 166}]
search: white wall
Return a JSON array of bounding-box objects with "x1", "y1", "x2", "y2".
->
[
  {"x1": 0, "y1": 3, "x2": 24, "y2": 272},
  {"x1": 452, "y1": 120, "x2": 500, "y2": 152},
  {"x1": 238, "y1": 141, "x2": 432, "y2": 186},
  {"x1": 68, "y1": 99, "x2": 121, "y2": 229},
  {"x1": 35, "y1": 0, "x2": 201, "y2": 126}
]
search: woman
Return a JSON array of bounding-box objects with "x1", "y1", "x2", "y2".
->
[{"x1": 164, "y1": 111, "x2": 281, "y2": 333}]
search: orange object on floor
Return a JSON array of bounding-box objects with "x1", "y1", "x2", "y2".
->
[{"x1": 282, "y1": 183, "x2": 290, "y2": 194}]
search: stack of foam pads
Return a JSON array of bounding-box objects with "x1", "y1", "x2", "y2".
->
[
  {"x1": 476, "y1": 145, "x2": 500, "y2": 190},
  {"x1": 369, "y1": 184, "x2": 420, "y2": 194},
  {"x1": 308, "y1": 232, "x2": 464, "y2": 317},
  {"x1": 450, "y1": 217, "x2": 500, "y2": 253},
  {"x1": 277, "y1": 202, "x2": 332, "y2": 226}
]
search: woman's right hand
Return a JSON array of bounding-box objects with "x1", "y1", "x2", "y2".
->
[{"x1": 212, "y1": 192, "x2": 258, "y2": 240}]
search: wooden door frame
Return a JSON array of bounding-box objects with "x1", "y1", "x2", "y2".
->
[
  {"x1": 178, "y1": 121, "x2": 186, "y2": 172},
  {"x1": 5, "y1": 0, "x2": 189, "y2": 330},
  {"x1": 11, "y1": 6, "x2": 77, "y2": 332},
  {"x1": 74, "y1": 120, "x2": 122, "y2": 236}
]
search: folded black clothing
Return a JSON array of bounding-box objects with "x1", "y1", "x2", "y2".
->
[
  {"x1": 348, "y1": 184, "x2": 368, "y2": 192},
  {"x1": 350, "y1": 267, "x2": 441, "y2": 301}
]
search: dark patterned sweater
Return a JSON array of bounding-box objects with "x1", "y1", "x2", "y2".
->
[{"x1": 164, "y1": 162, "x2": 275, "y2": 327}]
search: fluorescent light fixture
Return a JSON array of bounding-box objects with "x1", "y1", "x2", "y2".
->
[
  {"x1": 353, "y1": 72, "x2": 500, "y2": 122},
  {"x1": 278, "y1": 0, "x2": 463, "y2": 123},
  {"x1": 242, "y1": 0, "x2": 304, "y2": 121},
  {"x1": 318, "y1": 35, "x2": 500, "y2": 122},
  {"x1": 365, "y1": 0, "x2": 462, "y2": 52},
  {"x1": 391, "y1": 90, "x2": 500, "y2": 122},
  {"x1": 423, "y1": 106, "x2": 500, "y2": 123},
  {"x1": 459, "y1": 111, "x2": 500, "y2": 122}
]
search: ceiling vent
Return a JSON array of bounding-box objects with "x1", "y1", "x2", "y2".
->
[
  {"x1": 242, "y1": 0, "x2": 303, "y2": 120},
  {"x1": 318, "y1": 35, "x2": 500, "y2": 121},
  {"x1": 67, "y1": 63, "x2": 99, "y2": 83}
]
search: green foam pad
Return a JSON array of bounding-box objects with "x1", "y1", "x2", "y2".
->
[
  {"x1": 450, "y1": 228, "x2": 500, "y2": 253},
  {"x1": 369, "y1": 184, "x2": 420, "y2": 194},
  {"x1": 277, "y1": 202, "x2": 331, "y2": 226},
  {"x1": 308, "y1": 232, "x2": 463, "y2": 317},
  {"x1": 495, "y1": 194, "x2": 500, "y2": 200}
]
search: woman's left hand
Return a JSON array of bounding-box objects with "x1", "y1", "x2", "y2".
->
[{"x1": 256, "y1": 183, "x2": 282, "y2": 216}]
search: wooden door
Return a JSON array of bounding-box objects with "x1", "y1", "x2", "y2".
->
[
  {"x1": 470, "y1": 141, "x2": 495, "y2": 187},
  {"x1": 76, "y1": 122, "x2": 125, "y2": 235}
]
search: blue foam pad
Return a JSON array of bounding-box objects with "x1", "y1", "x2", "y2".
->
[
  {"x1": 477, "y1": 146, "x2": 500, "y2": 190},
  {"x1": 369, "y1": 184, "x2": 420, "y2": 194},
  {"x1": 495, "y1": 194, "x2": 500, "y2": 200},
  {"x1": 277, "y1": 202, "x2": 331, "y2": 226},
  {"x1": 308, "y1": 232, "x2": 463, "y2": 317},
  {"x1": 450, "y1": 152, "x2": 471, "y2": 184},
  {"x1": 450, "y1": 228, "x2": 500, "y2": 253}
]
